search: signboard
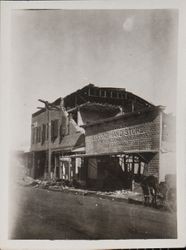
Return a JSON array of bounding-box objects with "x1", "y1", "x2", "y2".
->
[
  {"x1": 59, "y1": 157, "x2": 71, "y2": 162},
  {"x1": 85, "y1": 116, "x2": 160, "y2": 154}
]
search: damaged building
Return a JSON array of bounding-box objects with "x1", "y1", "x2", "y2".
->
[{"x1": 26, "y1": 83, "x2": 176, "y2": 191}]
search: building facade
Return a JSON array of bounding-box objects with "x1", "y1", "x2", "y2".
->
[
  {"x1": 83, "y1": 106, "x2": 176, "y2": 188},
  {"x1": 27, "y1": 84, "x2": 176, "y2": 190}
]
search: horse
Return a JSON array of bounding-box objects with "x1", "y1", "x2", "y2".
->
[{"x1": 139, "y1": 175, "x2": 159, "y2": 207}]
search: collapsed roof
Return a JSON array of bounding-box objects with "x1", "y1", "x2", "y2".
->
[{"x1": 32, "y1": 83, "x2": 154, "y2": 117}]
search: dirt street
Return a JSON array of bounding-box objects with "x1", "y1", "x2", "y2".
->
[{"x1": 9, "y1": 185, "x2": 177, "y2": 239}]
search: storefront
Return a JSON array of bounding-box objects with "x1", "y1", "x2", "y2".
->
[{"x1": 80, "y1": 106, "x2": 176, "y2": 190}]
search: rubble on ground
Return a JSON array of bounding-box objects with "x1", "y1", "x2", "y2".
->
[
  {"x1": 18, "y1": 176, "x2": 176, "y2": 212},
  {"x1": 19, "y1": 176, "x2": 138, "y2": 200},
  {"x1": 96, "y1": 189, "x2": 136, "y2": 200},
  {"x1": 20, "y1": 177, "x2": 175, "y2": 209}
]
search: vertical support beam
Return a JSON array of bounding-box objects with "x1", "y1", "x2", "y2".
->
[
  {"x1": 124, "y1": 155, "x2": 126, "y2": 172},
  {"x1": 138, "y1": 161, "x2": 141, "y2": 175},
  {"x1": 68, "y1": 159, "x2": 72, "y2": 181},
  {"x1": 71, "y1": 158, "x2": 75, "y2": 180},
  {"x1": 131, "y1": 155, "x2": 135, "y2": 191},
  {"x1": 48, "y1": 109, "x2": 51, "y2": 179},
  {"x1": 132, "y1": 155, "x2": 135, "y2": 175},
  {"x1": 61, "y1": 160, "x2": 63, "y2": 179},
  {"x1": 159, "y1": 110, "x2": 163, "y2": 182}
]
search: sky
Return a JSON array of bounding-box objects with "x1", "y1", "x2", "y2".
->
[{"x1": 10, "y1": 9, "x2": 178, "y2": 150}]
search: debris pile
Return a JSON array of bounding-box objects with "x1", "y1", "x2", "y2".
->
[
  {"x1": 19, "y1": 176, "x2": 142, "y2": 201},
  {"x1": 19, "y1": 175, "x2": 176, "y2": 211},
  {"x1": 19, "y1": 177, "x2": 84, "y2": 191},
  {"x1": 96, "y1": 189, "x2": 134, "y2": 200}
]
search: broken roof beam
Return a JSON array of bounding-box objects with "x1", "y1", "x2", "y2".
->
[
  {"x1": 67, "y1": 102, "x2": 121, "y2": 113},
  {"x1": 67, "y1": 102, "x2": 91, "y2": 112},
  {"x1": 38, "y1": 99, "x2": 61, "y2": 110}
]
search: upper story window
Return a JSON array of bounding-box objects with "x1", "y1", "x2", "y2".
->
[
  {"x1": 51, "y1": 119, "x2": 59, "y2": 142},
  {"x1": 46, "y1": 123, "x2": 49, "y2": 140},
  {"x1": 60, "y1": 115, "x2": 69, "y2": 142},
  {"x1": 32, "y1": 127, "x2": 35, "y2": 145},
  {"x1": 36, "y1": 127, "x2": 41, "y2": 143},
  {"x1": 100, "y1": 90, "x2": 106, "y2": 97},
  {"x1": 118, "y1": 93, "x2": 123, "y2": 99},
  {"x1": 106, "y1": 91, "x2": 111, "y2": 98},
  {"x1": 42, "y1": 124, "x2": 46, "y2": 144},
  {"x1": 112, "y1": 91, "x2": 117, "y2": 98}
]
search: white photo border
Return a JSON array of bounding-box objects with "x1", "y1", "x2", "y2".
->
[{"x1": 1, "y1": 0, "x2": 186, "y2": 249}]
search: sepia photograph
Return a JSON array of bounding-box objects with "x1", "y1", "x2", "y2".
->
[{"x1": 1, "y1": 1, "x2": 186, "y2": 249}]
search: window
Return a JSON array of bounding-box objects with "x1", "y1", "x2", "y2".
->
[
  {"x1": 100, "y1": 90, "x2": 105, "y2": 97},
  {"x1": 34, "y1": 127, "x2": 37, "y2": 143},
  {"x1": 39, "y1": 127, "x2": 41, "y2": 142},
  {"x1": 36, "y1": 127, "x2": 38, "y2": 143},
  {"x1": 106, "y1": 90, "x2": 111, "y2": 98},
  {"x1": 112, "y1": 91, "x2": 117, "y2": 98},
  {"x1": 42, "y1": 124, "x2": 46, "y2": 144},
  {"x1": 36, "y1": 127, "x2": 41, "y2": 143},
  {"x1": 51, "y1": 119, "x2": 59, "y2": 142},
  {"x1": 60, "y1": 115, "x2": 68, "y2": 142},
  {"x1": 32, "y1": 127, "x2": 35, "y2": 144}
]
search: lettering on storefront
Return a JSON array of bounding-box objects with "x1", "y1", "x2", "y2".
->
[
  {"x1": 86, "y1": 113, "x2": 160, "y2": 154},
  {"x1": 92, "y1": 125, "x2": 146, "y2": 145}
]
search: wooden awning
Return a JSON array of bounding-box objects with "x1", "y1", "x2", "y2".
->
[{"x1": 67, "y1": 149, "x2": 159, "y2": 159}]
